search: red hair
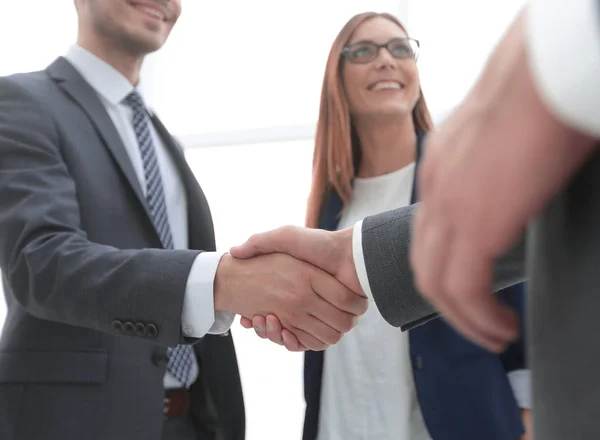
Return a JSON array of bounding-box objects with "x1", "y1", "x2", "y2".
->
[{"x1": 305, "y1": 12, "x2": 434, "y2": 228}]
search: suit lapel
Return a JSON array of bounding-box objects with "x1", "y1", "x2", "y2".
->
[
  {"x1": 46, "y1": 57, "x2": 153, "y2": 221},
  {"x1": 46, "y1": 57, "x2": 216, "y2": 251}
]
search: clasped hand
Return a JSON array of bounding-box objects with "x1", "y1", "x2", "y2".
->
[{"x1": 222, "y1": 226, "x2": 362, "y2": 351}]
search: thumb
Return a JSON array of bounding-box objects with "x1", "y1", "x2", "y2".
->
[
  {"x1": 230, "y1": 226, "x2": 300, "y2": 259},
  {"x1": 230, "y1": 226, "x2": 338, "y2": 276}
]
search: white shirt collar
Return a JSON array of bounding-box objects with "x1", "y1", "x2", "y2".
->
[{"x1": 64, "y1": 44, "x2": 149, "y2": 107}]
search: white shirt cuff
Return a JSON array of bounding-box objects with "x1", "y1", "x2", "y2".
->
[
  {"x1": 508, "y1": 369, "x2": 531, "y2": 409},
  {"x1": 527, "y1": 0, "x2": 600, "y2": 136},
  {"x1": 352, "y1": 220, "x2": 374, "y2": 299},
  {"x1": 181, "y1": 251, "x2": 235, "y2": 338}
]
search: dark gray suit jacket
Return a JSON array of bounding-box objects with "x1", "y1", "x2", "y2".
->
[
  {"x1": 360, "y1": 203, "x2": 526, "y2": 331},
  {"x1": 361, "y1": 154, "x2": 600, "y2": 439},
  {"x1": 0, "y1": 58, "x2": 244, "y2": 440}
]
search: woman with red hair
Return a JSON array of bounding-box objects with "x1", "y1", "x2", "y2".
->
[{"x1": 243, "y1": 12, "x2": 531, "y2": 440}]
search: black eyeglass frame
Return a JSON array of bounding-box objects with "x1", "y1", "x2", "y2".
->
[{"x1": 341, "y1": 37, "x2": 420, "y2": 63}]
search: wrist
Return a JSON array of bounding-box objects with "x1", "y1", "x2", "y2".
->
[
  {"x1": 332, "y1": 226, "x2": 363, "y2": 295},
  {"x1": 214, "y1": 253, "x2": 236, "y2": 313},
  {"x1": 335, "y1": 227, "x2": 354, "y2": 268}
]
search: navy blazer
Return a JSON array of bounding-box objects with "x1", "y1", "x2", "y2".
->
[{"x1": 303, "y1": 133, "x2": 527, "y2": 440}]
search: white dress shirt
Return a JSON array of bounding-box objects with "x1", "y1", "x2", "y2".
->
[
  {"x1": 527, "y1": 0, "x2": 600, "y2": 137},
  {"x1": 64, "y1": 45, "x2": 235, "y2": 389}
]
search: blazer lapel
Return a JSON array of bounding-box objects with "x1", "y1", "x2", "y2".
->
[
  {"x1": 46, "y1": 57, "x2": 152, "y2": 221},
  {"x1": 318, "y1": 190, "x2": 344, "y2": 231}
]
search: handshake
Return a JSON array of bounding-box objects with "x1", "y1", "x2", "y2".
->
[{"x1": 213, "y1": 225, "x2": 367, "y2": 352}]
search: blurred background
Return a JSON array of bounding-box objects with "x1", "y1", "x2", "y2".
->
[{"x1": 0, "y1": 0, "x2": 526, "y2": 438}]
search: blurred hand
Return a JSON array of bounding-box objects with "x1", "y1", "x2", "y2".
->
[
  {"x1": 215, "y1": 252, "x2": 367, "y2": 351},
  {"x1": 519, "y1": 408, "x2": 533, "y2": 440},
  {"x1": 410, "y1": 12, "x2": 595, "y2": 352},
  {"x1": 229, "y1": 225, "x2": 364, "y2": 351}
]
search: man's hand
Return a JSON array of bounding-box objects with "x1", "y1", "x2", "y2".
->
[
  {"x1": 229, "y1": 225, "x2": 363, "y2": 350},
  {"x1": 214, "y1": 251, "x2": 366, "y2": 351},
  {"x1": 410, "y1": 11, "x2": 595, "y2": 352}
]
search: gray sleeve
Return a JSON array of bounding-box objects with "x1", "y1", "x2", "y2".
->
[
  {"x1": 361, "y1": 203, "x2": 526, "y2": 330},
  {"x1": 0, "y1": 77, "x2": 200, "y2": 347}
]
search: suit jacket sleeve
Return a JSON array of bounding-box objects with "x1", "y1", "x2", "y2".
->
[
  {"x1": 0, "y1": 77, "x2": 199, "y2": 347},
  {"x1": 359, "y1": 203, "x2": 526, "y2": 330}
]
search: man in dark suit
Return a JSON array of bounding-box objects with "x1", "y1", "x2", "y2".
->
[
  {"x1": 0, "y1": 1, "x2": 367, "y2": 439},
  {"x1": 409, "y1": 3, "x2": 600, "y2": 439},
  {"x1": 232, "y1": 1, "x2": 600, "y2": 439}
]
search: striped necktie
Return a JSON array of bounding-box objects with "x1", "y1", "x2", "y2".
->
[{"x1": 123, "y1": 90, "x2": 195, "y2": 387}]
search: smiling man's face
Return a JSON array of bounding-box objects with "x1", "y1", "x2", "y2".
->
[{"x1": 77, "y1": 0, "x2": 182, "y2": 55}]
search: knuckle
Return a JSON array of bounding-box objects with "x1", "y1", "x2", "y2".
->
[
  {"x1": 338, "y1": 316, "x2": 354, "y2": 334},
  {"x1": 336, "y1": 288, "x2": 355, "y2": 310},
  {"x1": 280, "y1": 225, "x2": 295, "y2": 235}
]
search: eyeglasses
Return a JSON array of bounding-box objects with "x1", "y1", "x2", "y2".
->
[{"x1": 342, "y1": 38, "x2": 420, "y2": 64}]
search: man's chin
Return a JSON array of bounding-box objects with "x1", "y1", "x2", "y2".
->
[{"x1": 125, "y1": 34, "x2": 168, "y2": 55}]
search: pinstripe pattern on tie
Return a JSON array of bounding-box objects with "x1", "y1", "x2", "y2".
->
[{"x1": 124, "y1": 91, "x2": 195, "y2": 387}]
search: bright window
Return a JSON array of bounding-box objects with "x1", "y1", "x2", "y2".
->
[
  {"x1": 408, "y1": 0, "x2": 528, "y2": 115},
  {"x1": 145, "y1": 0, "x2": 407, "y2": 135},
  {"x1": 185, "y1": 139, "x2": 315, "y2": 438}
]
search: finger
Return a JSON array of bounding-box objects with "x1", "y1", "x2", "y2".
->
[
  {"x1": 442, "y1": 294, "x2": 518, "y2": 353},
  {"x1": 294, "y1": 314, "x2": 343, "y2": 348},
  {"x1": 310, "y1": 270, "x2": 368, "y2": 317},
  {"x1": 445, "y1": 237, "x2": 520, "y2": 341},
  {"x1": 251, "y1": 315, "x2": 267, "y2": 339},
  {"x1": 306, "y1": 293, "x2": 358, "y2": 335},
  {"x1": 287, "y1": 326, "x2": 329, "y2": 351},
  {"x1": 412, "y1": 207, "x2": 517, "y2": 351},
  {"x1": 265, "y1": 314, "x2": 284, "y2": 345},
  {"x1": 440, "y1": 239, "x2": 519, "y2": 350},
  {"x1": 281, "y1": 329, "x2": 308, "y2": 351},
  {"x1": 437, "y1": 294, "x2": 513, "y2": 352},
  {"x1": 240, "y1": 316, "x2": 253, "y2": 329}
]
